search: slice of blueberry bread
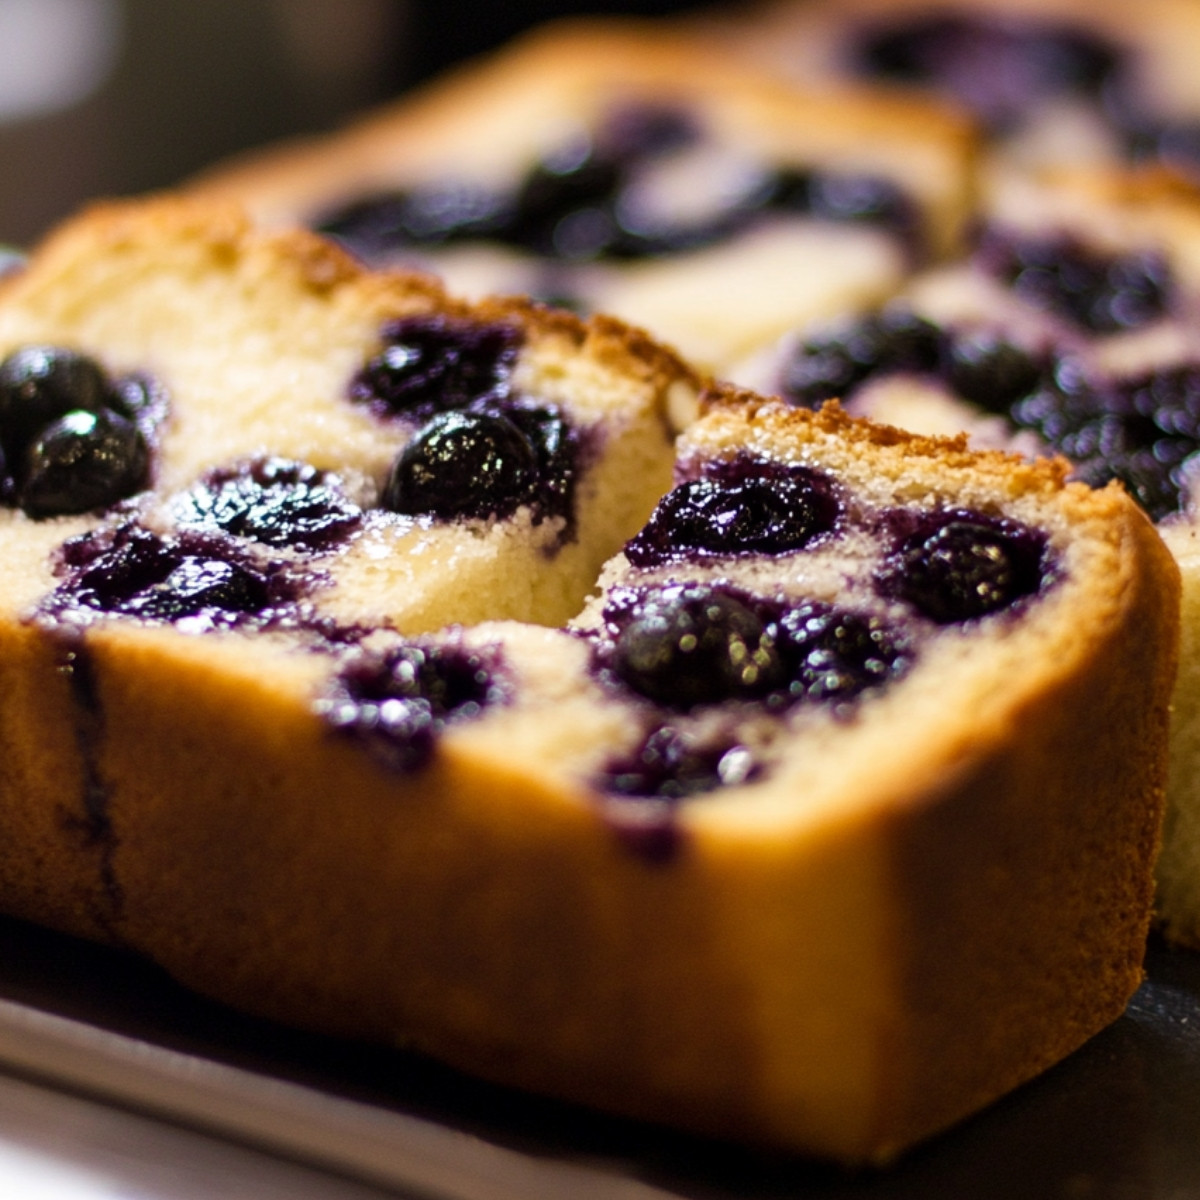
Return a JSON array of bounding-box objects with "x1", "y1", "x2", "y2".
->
[
  {"x1": 0, "y1": 194, "x2": 698, "y2": 939},
  {"x1": 690, "y1": 0, "x2": 1200, "y2": 182},
  {"x1": 0, "y1": 316, "x2": 1176, "y2": 1172},
  {"x1": 738, "y1": 166, "x2": 1200, "y2": 947},
  {"x1": 187, "y1": 18, "x2": 977, "y2": 371}
]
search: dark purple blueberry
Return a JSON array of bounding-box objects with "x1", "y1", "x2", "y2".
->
[
  {"x1": 770, "y1": 603, "x2": 911, "y2": 707},
  {"x1": 349, "y1": 316, "x2": 521, "y2": 420},
  {"x1": 0, "y1": 346, "x2": 110, "y2": 461},
  {"x1": 1007, "y1": 363, "x2": 1200, "y2": 520},
  {"x1": 505, "y1": 134, "x2": 626, "y2": 259},
  {"x1": 976, "y1": 230, "x2": 1171, "y2": 334},
  {"x1": 943, "y1": 332, "x2": 1044, "y2": 413},
  {"x1": 781, "y1": 309, "x2": 942, "y2": 407},
  {"x1": 877, "y1": 511, "x2": 1048, "y2": 624},
  {"x1": 598, "y1": 724, "x2": 759, "y2": 802},
  {"x1": 318, "y1": 640, "x2": 504, "y2": 772},
  {"x1": 20, "y1": 408, "x2": 149, "y2": 518},
  {"x1": 625, "y1": 464, "x2": 837, "y2": 565},
  {"x1": 495, "y1": 401, "x2": 579, "y2": 529},
  {"x1": 47, "y1": 525, "x2": 295, "y2": 625},
  {"x1": 176, "y1": 458, "x2": 362, "y2": 550},
  {"x1": 610, "y1": 585, "x2": 784, "y2": 710},
  {"x1": 382, "y1": 409, "x2": 538, "y2": 521},
  {"x1": 852, "y1": 15, "x2": 1118, "y2": 129}
]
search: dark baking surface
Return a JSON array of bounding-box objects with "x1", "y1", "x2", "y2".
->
[{"x1": 0, "y1": 913, "x2": 1196, "y2": 1199}]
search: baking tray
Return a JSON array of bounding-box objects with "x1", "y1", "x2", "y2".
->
[{"x1": 0, "y1": 913, "x2": 1195, "y2": 1199}]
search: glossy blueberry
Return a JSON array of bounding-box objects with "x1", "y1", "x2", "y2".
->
[
  {"x1": 625, "y1": 463, "x2": 837, "y2": 565},
  {"x1": 878, "y1": 511, "x2": 1047, "y2": 624},
  {"x1": 0, "y1": 346, "x2": 111, "y2": 461},
  {"x1": 382, "y1": 409, "x2": 539, "y2": 520},
  {"x1": 319, "y1": 641, "x2": 503, "y2": 772},
  {"x1": 611, "y1": 585, "x2": 784, "y2": 710},
  {"x1": 943, "y1": 332, "x2": 1044, "y2": 413},
  {"x1": 49, "y1": 525, "x2": 291, "y2": 624},
  {"x1": 772, "y1": 603, "x2": 911, "y2": 705},
  {"x1": 176, "y1": 458, "x2": 362, "y2": 549},
  {"x1": 349, "y1": 316, "x2": 521, "y2": 420},
  {"x1": 20, "y1": 408, "x2": 149, "y2": 518},
  {"x1": 781, "y1": 309, "x2": 942, "y2": 407}
]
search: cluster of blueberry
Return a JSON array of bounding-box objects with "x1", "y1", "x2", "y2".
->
[
  {"x1": 782, "y1": 287, "x2": 1200, "y2": 520},
  {"x1": 587, "y1": 459, "x2": 1048, "y2": 815},
  {"x1": 314, "y1": 102, "x2": 915, "y2": 272},
  {"x1": 0, "y1": 347, "x2": 157, "y2": 519},
  {"x1": 353, "y1": 315, "x2": 579, "y2": 527}
]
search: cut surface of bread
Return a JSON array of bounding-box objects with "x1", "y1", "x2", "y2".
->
[
  {"x1": 188, "y1": 19, "x2": 978, "y2": 371},
  {"x1": 0, "y1": 194, "x2": 1177, "y2": 1171}
]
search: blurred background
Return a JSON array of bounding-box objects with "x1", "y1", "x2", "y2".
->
[{"x1": 0, "y1": 0, "x2": 703, "y2": 247}]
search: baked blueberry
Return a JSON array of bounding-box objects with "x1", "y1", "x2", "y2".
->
[
  {"x1": 610, "y1": 584, "x2": 784, "y2": 710},
  {"x1": 20, "y1": 408, "x2": 149, "y2": 519},
  {"x1": 852, "y1": 14, "x2": 1118, "y2": 130},
  {"x1": 350, "y1": 316, "x2": 522, "y2": 421},
  {"x1": 976, "y1": 231, "x2": 1171, "y2": 334},
  {"x1": 943, "y1": 332, "x2": 1045, "y2": 413},
  {"x1": 781, "y1": 309, "x2": 942, "y2": 407},
  {"x1": 599, "y1": 723, "x2": 759, "y2": 802},
  {"x1": 318, "y1": 640, "x2": 505, "y2": 772},
  {"x1": 176, "y1": 458, "x2": 362, "y2": 550},
  {"x1": 625, "y1": 461, "x2": 837, "y2": 565},
  {"x1": 878, "y1": 511, "x2": 1048, "y2": 624},
  {"x1": 382, "y1": 409, "x2": 539, "y2": 521},
  {"x1": 771, "y1": 603, "x2": 911, "y2": 707},
  {"x1": 0, "y1": 346, "x2": 111, "y2": 461},
  {"x1": 47, "y1": 525, "x2": 294, "y2": 626}
]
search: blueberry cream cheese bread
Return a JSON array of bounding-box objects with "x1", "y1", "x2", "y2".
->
[
  {"x1": 188, "y1": 19, "x2": 977, "y2": 371},
  {"x1": 690, "y1": 0, "x2": 1200, "y2": 183},
  {"x1": 737, "y1": 166, "x2": 1200, "y2": 948},
  {"x1": 0, "y1": 189, "x2": 1178, "y2": 1163}
]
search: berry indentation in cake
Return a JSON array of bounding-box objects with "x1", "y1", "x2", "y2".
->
[
  {"x1": 625, "y1": 455, "x2": 839, "y2": 564},
  {"x1": 43, "y1": 524, "x2": 304, "y2": 628},
  {"x1": 349, "y1": 315, "x2": 522, "y2": 422},
  {"x1": 314, "y1": 102, "x2": 918, "y2": 266},
  {"x1": 850, "y1": 14, "x2": 1119, "y2": 130},
  {"x1": 0, "y1": 346, "x2": 161, "y2": 517},
  {"x1": 975, "y1": 231, "x2": 1172, "y2": 334},
  {"x1": 876, "y1": 510, "x2": 1049, "y2": 624},
  {"x1": 174, "y1": 457, "x2": 362, "y2": 550},
  {"x1": 317, "y1": 640, "x2": 508, "y2": 772}
]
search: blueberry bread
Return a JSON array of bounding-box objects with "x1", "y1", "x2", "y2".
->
[
  {"x1": 0, "y1": 193, "x2": 701, "y2": 938},
  {"x1": 188, "y1": 18, "x2": 977, "y2": 371},
  {"x1": 738, "y1": 166, "x2": 1200, "y2": 947},
  {"x1": 0, "y1": 191, "x2": 1177, "y2": 1168},
  {"x1": 689, "y1": 0, "x2": 1200, "y2": 182}
]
